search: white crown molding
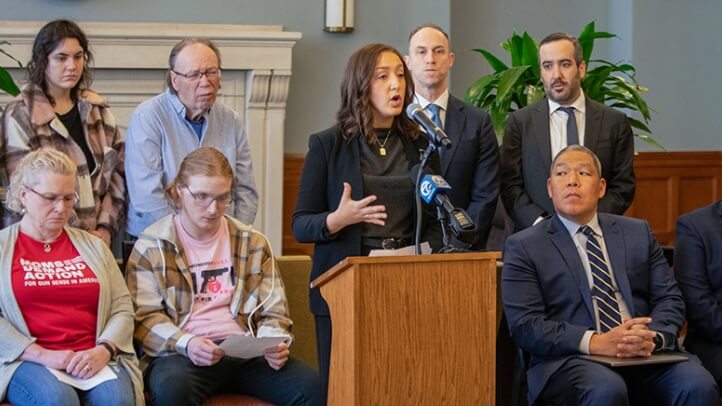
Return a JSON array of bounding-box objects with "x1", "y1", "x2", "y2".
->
[{"x1": 0, "y1": 21, "x2": 301, "y2": 70}]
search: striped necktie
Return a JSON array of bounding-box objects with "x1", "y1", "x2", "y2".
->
[
  {"x1": 580, "y1": 225, "x2": 623, "y2": 332},
  {"x1": 427, "y1": 103, "x2": 444, "y2": 158}
]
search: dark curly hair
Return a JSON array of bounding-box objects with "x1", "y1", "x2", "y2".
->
[
  {"x1": 336, "y1": 43, "x2": 418, "y2": 143},
  {"x1": 26, "y1": 20, "x2": 93, "y2": 106}
]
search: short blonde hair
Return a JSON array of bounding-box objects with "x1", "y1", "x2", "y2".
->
[
  {"x1": 5, "y1": 148, "x2": 77, "y2": 213},
  {"x1": 166, "y1": 147, "x2": 233, "y2": 208}
]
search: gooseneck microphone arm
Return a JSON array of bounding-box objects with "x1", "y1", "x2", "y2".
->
[{"x1": 413, "y1": 144, "x2": 437, "y2": 255}]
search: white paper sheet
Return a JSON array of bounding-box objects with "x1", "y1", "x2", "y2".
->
[
  {"x1": 368, "y1": 242, "x2": 432, "y2": 256},
  {"x1": 46, "y1": 365, "x2": 117, "y2": 391},
  {"x1": 219, "y1": 335, "x2": 291, "y2": 359}
]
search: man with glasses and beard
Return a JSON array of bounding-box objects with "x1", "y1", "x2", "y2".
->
[
  {"x1": 125, "y1": 38, "x2": 258, "y2": 238},
  {"x1": 500, "y1": 32, "x2": 635, "y2": 232}
]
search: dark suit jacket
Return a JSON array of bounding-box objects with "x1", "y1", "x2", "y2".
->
[
  {"x1": 500, "y1": 97, "x2": 636, "y2": 230},
  {"x1": 426, "y1": 95, "x2": 499, "y2": 250},
  {"x1": 502, "y1": 213, "x2": 685, "y2": 404},
  {"x1": 675, "y1": 200, "x2": 722, "y2": 382},
  {"x1": 291, "y1": 126, "x2": 438, "y2": 315}
]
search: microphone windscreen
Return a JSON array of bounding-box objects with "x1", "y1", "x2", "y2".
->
[{"x1": 406, "y1": 103, "x2": 423, "y2": 119}]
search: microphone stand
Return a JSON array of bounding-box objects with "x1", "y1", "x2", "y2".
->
[
  {"x1": 413, "y1": 143, "x2": 437, "y2": 255},
  {"x1": 437, "y1": 207, "x2": 452, "y2": 247}
]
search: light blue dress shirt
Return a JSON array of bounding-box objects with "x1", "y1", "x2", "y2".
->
[{"x1": 125, "y1": 90, "x2": 258, "y2": 236}]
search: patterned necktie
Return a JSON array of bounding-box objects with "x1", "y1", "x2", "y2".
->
[
  {"x1": 580, "y1": 225, "x2": 623, "y2": 332},
  {"x1": 558, "y1": 106, "x2": 579, "y2": 145},
  {"x1": 427, "y1": 103, "x2": 444, "y2": 158}
]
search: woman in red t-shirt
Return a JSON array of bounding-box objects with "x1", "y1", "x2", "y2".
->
[{"x1": 0, "y1": 149, "x2": 142, "y2": 405}]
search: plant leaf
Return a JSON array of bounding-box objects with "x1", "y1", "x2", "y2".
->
[
  {"x1": 471, "y1": 48, "x2": 509, "y2": 73},
  {"x1": 520, "y1": 32, "x2": 539, "y2": 77},
  {"x1": 0, "y1": 49, "x2": 23, "y2": 68},
  {"x1": 627, "y1": 117, "x2": 652, "y2": 134},
  {"x1": 464, "y1": 73, "x2": 499, "y2": 106},
  {"x1": 507, "y1": 32, "x2": 525, "y2": 67},
  {"x1": 635, "y1": 133, "x2": 667, "y2": 151},
  {"x1": 496, "y1": 66, "x2": 530, "y2": 103},
  {"x1": 0, "y1": 67, "x2": 21, "y2": 96}
]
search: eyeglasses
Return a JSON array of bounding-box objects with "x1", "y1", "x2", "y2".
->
[
  {"x1": 171, "y1": 68, "x2": 222, "y2": 82},
  {"x1": 184, "y1": 186, "x2": 232, "y2": 207},
  {"x1": 24, "y1": 185, "x2": 78, "y2": 206}
]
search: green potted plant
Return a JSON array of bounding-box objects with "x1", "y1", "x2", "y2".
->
[
  {"x1": 0, "y1": 40, "x2": 22, "y2": 111},
  {"x1": 464, "y1": 21, "x2": 661, "y2": 149}
]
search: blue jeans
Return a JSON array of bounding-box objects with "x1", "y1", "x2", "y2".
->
[
  {"x1": 145, "y1": 354, "x2": 321, "y2": 406},
  {"x1": 7, "y1": 361, "x2": 135, "y2": 406}
]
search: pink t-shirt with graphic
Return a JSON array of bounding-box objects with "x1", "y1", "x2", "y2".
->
[
  {"x1": 12, "y1": 230, "x2": 99, "y2": 351},
  {"x1": 175, "y1": 215, "x2": 245, "y2": 341}
]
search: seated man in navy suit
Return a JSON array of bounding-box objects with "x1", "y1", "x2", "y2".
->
[
  {"x1": 675, "y1": 199, "x2": 722, "y2": 386},
  {"x1": 502, "y1": 145, "x2": 718, "y2": 405}
]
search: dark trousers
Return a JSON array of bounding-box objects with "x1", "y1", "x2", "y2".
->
[
  {"x1": 538, "y1": 355, "x2": 719, "y2": 406},
  {"x1": 314, "y1": 315, "x2": 332, "y2": 406},
  {"x1": 145, "y1": 354, "x2": 321, "y2": 406}
]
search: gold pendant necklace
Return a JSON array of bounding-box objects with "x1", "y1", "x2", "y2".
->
[
  {"x1": 44, "y1": 243, "x2": 51, "y2": 253},
  {"x1": 376, "y1": 129, "x2": 392, "y2": 156}
]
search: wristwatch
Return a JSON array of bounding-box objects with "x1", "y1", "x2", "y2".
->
[
  {"x1": 99, "y1": 341, "x2": 117, "y2": 359},
  {"x1": 653, "y1": 332, "x2": 663, "y2": 351}
]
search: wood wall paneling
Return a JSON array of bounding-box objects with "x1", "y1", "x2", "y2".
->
[
  {"x1": 283, "y1": 155, "x2": 314, "y2": 256},
  {"x1": 283, "y1": 151, "x2": 722, "y2": 253},
  {"x1": 625, "y1": 151, "x2": 722, "y2": 246}
]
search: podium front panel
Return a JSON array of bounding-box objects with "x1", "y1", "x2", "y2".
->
[{"x1": 318, "y1": 252, "x2": 499, "y2": 405}]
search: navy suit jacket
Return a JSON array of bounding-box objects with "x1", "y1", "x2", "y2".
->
[
  {"x1": 675, "y1": 200, "x2": 722, "y2": 382},
  {"x1": 426, "y1": 95, "x2": 499, "y2": 250},
  {"x1": 291, "y1": 126, "x2": 439, "y2": 315},
  {"x1": 502, "y1": 213, "x2": 685, "y2": 403},
  {"x1": 500, "y1": 97, "x2": 636, "y2": 230}
]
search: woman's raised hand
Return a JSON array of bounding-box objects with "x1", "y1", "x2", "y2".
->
[{"x1": 325, "y1": 182, "x2": 387, "y2": 234}]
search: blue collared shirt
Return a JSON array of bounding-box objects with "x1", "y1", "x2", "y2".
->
[{"x1": 125, "y1": 90, "x2": 258, "y2": 236}]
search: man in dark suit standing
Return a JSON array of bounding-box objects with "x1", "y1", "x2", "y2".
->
[
  {"x1": 502, "y1": 145, "x2": 718, "y2": 405},
  {"x1": 406, "y1": 24, "x2": 499, "y2": 250},
  {"x1": 675, "y1": 199, "x2": 722, "y2": 386},
  {"x1": 501, "y1": 32, "x2": 635, "y2": 231}
]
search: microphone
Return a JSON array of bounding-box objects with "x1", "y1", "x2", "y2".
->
[
  {"x1": 409, "y1": 166, "x2": 476, "y2": 243},
  {"x1": 406, "y1": 103, "x2": 452, "y2": 149}
]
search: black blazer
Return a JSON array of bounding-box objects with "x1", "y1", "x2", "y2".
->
[
  {"x1": 675, "y1": 200, "x2": 722, "y2": 382},
  {"x1": 292, "y1": 126, "x2": 438, "y2": 315},
  {"x1": 427, "y1": 95, "x2": 499, "y2": 250},
  {"x1": 500, "y1": 97, "x2": 635, "y2": 230}
]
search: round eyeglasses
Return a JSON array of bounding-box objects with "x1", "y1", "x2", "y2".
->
[{"x1": 184, "y1": 186, "x2": 232, "y2": 207}]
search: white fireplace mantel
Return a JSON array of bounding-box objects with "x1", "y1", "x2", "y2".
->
[{"x1": 0, "y1": 21, "x2": 302, "y2": 250}]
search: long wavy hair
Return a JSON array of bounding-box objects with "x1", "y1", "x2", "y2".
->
[
  {"x1": 336, "y1": 43, "x2": 418, "y2": 143},
  {"x1": 26, "y1": 19, "x2": 94, "y2": 106}
]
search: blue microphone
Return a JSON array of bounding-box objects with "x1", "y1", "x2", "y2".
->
[
  {"x1": 419, "y1": 174, "x2": 452, "y2": 206},
  {"x1": 412, "y1": 171, "x2": 476, "y2": 242}
]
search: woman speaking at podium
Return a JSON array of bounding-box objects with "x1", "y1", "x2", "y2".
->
[{"x1": 292, "y1": 43, "x2": 440, "y2": 402}]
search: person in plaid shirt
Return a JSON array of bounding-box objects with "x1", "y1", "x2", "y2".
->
[
  {"x1": 125, "y1": 147, "x2": 320, "y2": 406},
  {"x1": 1, "y1": 20, "x2": 125, "y2": 246}
]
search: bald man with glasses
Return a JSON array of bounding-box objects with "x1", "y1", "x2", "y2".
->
[{"x1": 125, "y1": 37, "x2": 258, "y2": 237}]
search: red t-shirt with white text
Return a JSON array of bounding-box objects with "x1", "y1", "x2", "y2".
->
[{"x1": 12, "y1": 230, "x2": 100, "y2": 351}]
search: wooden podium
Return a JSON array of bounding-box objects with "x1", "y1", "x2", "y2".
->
[{"x1": 311, "y1": 252, "x2": 500, "y2": 405}]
